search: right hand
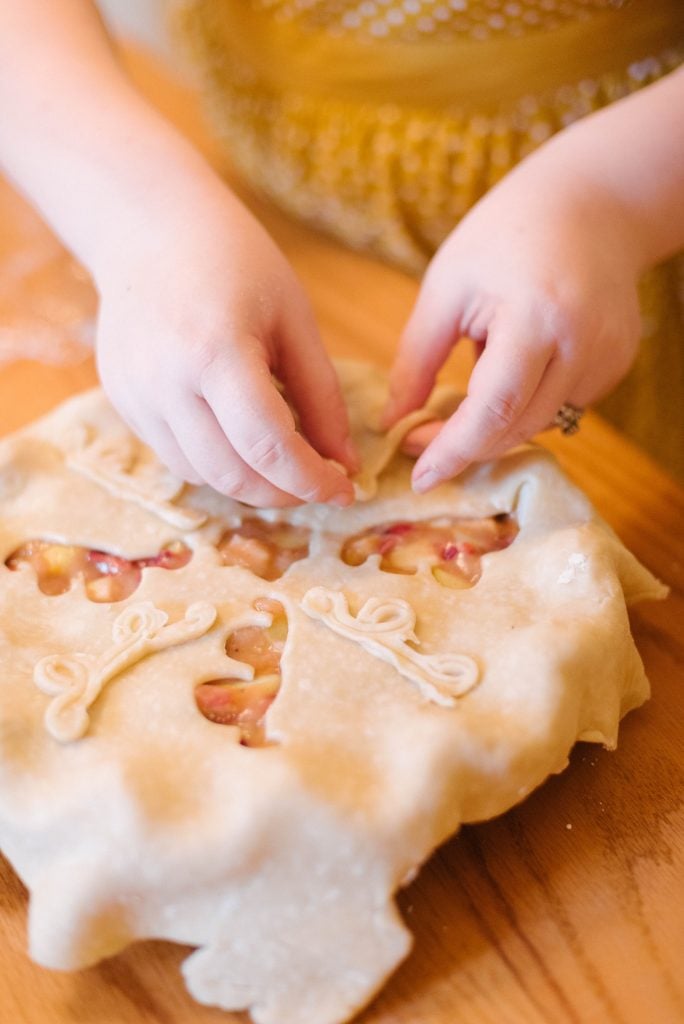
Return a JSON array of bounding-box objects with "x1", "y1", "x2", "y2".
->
[
  {"x1": 94, "y1": 184, "x2": 357, "y2": 508},
  {"x1": 383, "y1": 149, "x2": 642, "y2": 491}
]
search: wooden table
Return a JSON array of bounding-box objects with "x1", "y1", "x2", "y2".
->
[{"x1": 1, "y1": 47, "x2": 683, "y2": 1024}]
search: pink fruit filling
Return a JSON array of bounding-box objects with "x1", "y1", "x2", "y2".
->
[
  {"x1": 195, "y1": 597, "x2": 285, "y2": 747},
  {"x1": 217, "y1": 519, "x2": 311, "y2": 581},
  {"x1": 5, "y1": 539, "x2": 191, "y2": 602},
  {"x1": 341, "y1": 514, "x2": 517, "y2": 587}
]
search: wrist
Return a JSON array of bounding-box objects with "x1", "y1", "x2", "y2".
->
[
  {"x1": 510, "y1": 142, "x2": 648, "y2": 278},
  {"x1": 84, "y1": 121, "x2": 235, "y2": 288},
  {"x1": 521, "y1": 81, "x2": 684, "y2": 273},
  {"x1": 2, "y1": 64, "x2": 233, "y2": 288}
]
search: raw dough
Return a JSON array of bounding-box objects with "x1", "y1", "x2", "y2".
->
[{"x1": 0, "y1": 361, "x2": 666, "y2": 1024}]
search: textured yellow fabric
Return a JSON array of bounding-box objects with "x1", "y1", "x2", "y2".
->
[{"x1": 173, "y1": 0, "x2": 684, "y2": 478}]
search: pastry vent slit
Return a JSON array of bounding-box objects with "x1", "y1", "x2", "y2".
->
[
  {"x1": 195, "y1": 597, "x2": 286, "y2": 747},
  {"x1": 5, "y1": 539, "x2": 191, "y2": 602},
  {"x1": 340, "y1": 514, "x2": 518, "y2": 587}
]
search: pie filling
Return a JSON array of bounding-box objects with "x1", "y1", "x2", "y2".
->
[
  {"x1": 5, "y1": 539, "x2": 191, "y2": 602},
  {"x1": 195, "y1": 598, "x2": 286, "y2": 747},
  {"x1": 341, "y1": 514, "x2": 518, "y2": 588},
  {"x1": 217, "y1": 518, "x2": 311, "y2": 581},
  {"x1": 9, "y1": 515, "x2": 513, "y2": 741}
]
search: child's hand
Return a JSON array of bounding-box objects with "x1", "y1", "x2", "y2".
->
[
  {"x1": 384, "y1": 159, "x2": 642, "y2": 492},
  {"x1": 0, "y1": 0, "x2": 357, "y2": 509},
  {"x1": 95, "y1": 188, "x2": 357, "y2": 508}
]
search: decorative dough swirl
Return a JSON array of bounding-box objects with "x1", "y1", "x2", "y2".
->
[
  {"x1": 34, "y1": 601, "x2": 217, "y2": 742},
  {"x1": 300, "y1": 587, "x2": 479, "y2": 707},
  {"x1": 67, "y1": 434, "x2": 207, "y2": 530}
]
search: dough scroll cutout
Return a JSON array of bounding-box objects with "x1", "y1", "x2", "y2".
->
[
  {"x1": 300, "y1": 587, "x2": 479, "y2": 706},
  {"x1": 34, "y1": 601, "x2": 217, "y2": 742},
  {"x1": 67, "y1": 433, "x2": 207, "y2": 530}
]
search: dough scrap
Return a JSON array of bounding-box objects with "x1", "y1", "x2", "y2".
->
[{"x1": 0, "y1": 361, "x2": 666, "y2": 1024}]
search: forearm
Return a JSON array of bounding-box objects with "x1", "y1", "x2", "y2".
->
[
  {"x1": 0, "y1": 0, "x2": 227, "y2": 282},
  {"x1": 514, "y1": 67, "x2": 684, "y2": 272}
]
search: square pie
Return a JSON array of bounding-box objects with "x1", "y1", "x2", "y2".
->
[{"x1": 0, "y1": 362, "x2": 665, "y2": 1024}]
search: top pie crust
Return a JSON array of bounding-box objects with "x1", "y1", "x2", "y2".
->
[{"x1": 0, "y1": 361, "x2": 666, "y2": 1024}]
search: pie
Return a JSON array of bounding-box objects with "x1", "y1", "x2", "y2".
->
[{"x1": 0, "y1": 362, "x2": 665, "y2": 1024}]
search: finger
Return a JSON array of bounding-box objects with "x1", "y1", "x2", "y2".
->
[
  {"x1": 382, "y1": 268, "x2": 465, "y2": 427},
  {"x1": 146, "y1": 419, "x2": 205, "y2": 486},
  {"x1": 399, "y1": 334, "x2": 496, "y2": 456},
  {"x1": 403, "y1": 354, "x2": 583, "y2": 465},
  {"x1": 399, "y1": 337, "x2": 486, "y2": 457},
  {"x1": 168, "y1": 394, "x2": 302, "y2": 508},
  {"x1": 200, "y1": 341, "x2": 354, "y2": 505},
  {"x1": 104, "y1": 397, "x2": 204, "y2": 486},
  {"x1": 477, "y1": 353, "x2": 582, "y2": 461},
  {"x1": 276, "y1": 297, "x2": 359, "y2": 473},
  {"x1": 412, "y1": 313, "x2": 553, "y2": 491},
  {"x1": 400, "y1": 420, "x2": 444, "y2": 458}
]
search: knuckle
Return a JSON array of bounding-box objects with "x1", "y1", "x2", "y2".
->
[
  {"x1": 540, "y1": 299, "x2": 583, "y2": 350},
  {"x1": 247, "y1": 431, "x2": 289, "y2": 473},
  {"x1": 483, "y1": 392, "x2": 520, "y2": 431},
  {"x1": 541, "y1": 297, "x2": 571, "y2": 334},
  {"x1": 196, "y1": 345, "x2": 227, "y2": 390},
  {"x1": 212, "y1": 467, "x2": 251, "y2": 499}
]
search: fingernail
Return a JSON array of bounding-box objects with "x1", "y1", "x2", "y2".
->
[
  {"x1": 412, "y1": 465, "x2": 441, "y2": 493},
  {"x1": 329, "y1": 489, "x2": 354, "y2": 507}
]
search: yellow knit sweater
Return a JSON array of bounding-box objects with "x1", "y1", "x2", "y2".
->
[{"x1": 174, "y1": 0, "x2": 684, "y2": 477}]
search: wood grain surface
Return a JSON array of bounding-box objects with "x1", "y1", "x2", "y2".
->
[{"x1": 0, "y1": 46, "x2": 682, "y2": 1024}]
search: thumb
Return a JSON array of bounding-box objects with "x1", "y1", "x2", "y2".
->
[
  {"x1": 382, "y1": 265, "x2": 465, "y2": 428},
  {"x1": 276, "y1": 288, "x2": 359, "y2": 474}
]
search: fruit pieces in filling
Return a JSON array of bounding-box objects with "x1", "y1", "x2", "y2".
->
[
  {"x1": 217, "y1": 518, "x2": 311, "y2": 581},
  {"x1": 5, "y1": 539, "x2": 191, "y2": 602},
  {"x1": 195, "y1": 597, "x2": 285, "y2": 747},
  {"x1": 341, "y1": 514, "x2": 518, "y2": 588}
]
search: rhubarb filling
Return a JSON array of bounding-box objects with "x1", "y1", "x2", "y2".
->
[
  {"x1": 217, "y1": 519, "x2": 311, "y2": 581},
  {"x1": 341, "y1": 514, "x2": 518, "y2": 587},
  {"x1": 195, "y1": 597, "x2": 285, "y2": 747},
  {"x1": 5, "y1": 539, "x2": 191, "y2": 602}
]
